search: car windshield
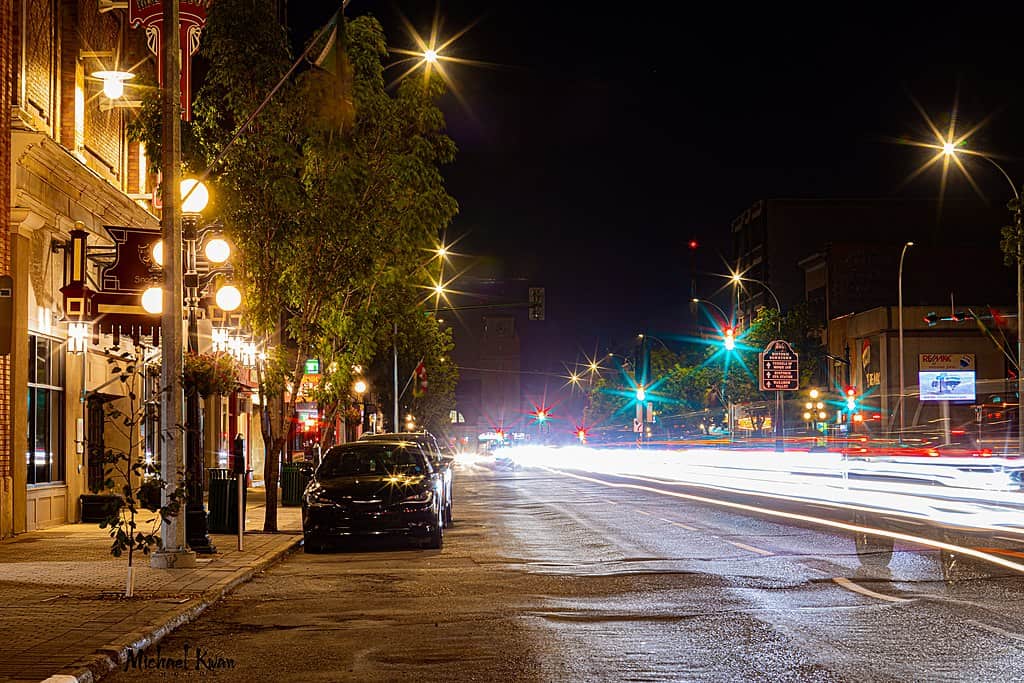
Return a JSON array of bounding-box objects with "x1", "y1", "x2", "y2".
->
[{"x1": 318, "y1": 445, "x2": 424, "y2": 478}]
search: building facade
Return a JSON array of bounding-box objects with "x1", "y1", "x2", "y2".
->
[
  {"x1": 731, "y1": 198, "x2": 1012, "y2": 330},
  {"x1": 1, "y1": 0, "x2": 263, "y2": 537},
  {"x1": 828, "y1": 305, "x2": 1017, "y2": 442}
]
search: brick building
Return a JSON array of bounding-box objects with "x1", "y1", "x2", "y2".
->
[{"x1": 0, "y1": 1, "x2": 265, "y2": 537}]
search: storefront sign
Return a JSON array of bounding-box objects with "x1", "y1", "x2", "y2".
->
[{"x1": 919, "y1": 353, "x2": 975, "y2": 371}]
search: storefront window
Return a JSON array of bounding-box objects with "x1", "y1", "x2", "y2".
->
[{"x1": 27, "y1": 335, "x2": 64, "y2": 485}]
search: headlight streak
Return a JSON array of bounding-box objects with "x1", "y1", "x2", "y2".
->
[
  {"x1": 494, "y1": 444, "x2": 1024, "y2": 542},
  {"x1": 532, "y1": 464, "x2": 1024, "y2": 576}
]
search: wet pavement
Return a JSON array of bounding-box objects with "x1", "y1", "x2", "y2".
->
[{"x1": 106, "y1": 463, "x2": 1024, "y2": 681}]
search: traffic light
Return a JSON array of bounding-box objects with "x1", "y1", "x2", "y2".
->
[
  {"x1": 723, "y1": 326, "x2": 735, "y2": 351},
  {"x1": 536, "y1": 409, "x2": 548, "y2": 423},
  {"x1": 844, "y1": 386, "x2": 857, "y2": 411},
  {"x1": 577, "y1": 428, "x2": 587, "y2": 444}
]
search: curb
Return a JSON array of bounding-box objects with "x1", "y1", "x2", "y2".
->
[{"x1": 50, "y1": 534, "x2": 302, "y2": 683}]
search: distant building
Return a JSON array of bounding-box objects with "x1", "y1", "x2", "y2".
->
[
  {"x1": 828, "y1": 305, "x2": 1017, "y2": 443},
  {"x1": 446, "y1": 277, "x2": 527, "y2": 449},
  {"x1": 730, "y1": 198, "x2": 1013, "y2": 330}
]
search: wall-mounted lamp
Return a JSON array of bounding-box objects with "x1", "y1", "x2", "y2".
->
[
  {"x1": 68, "y1": 321, "x2": 90, "y2": 354},
  {"x1": 91, "y1": 69, "x2": 135, "y2": 99}
]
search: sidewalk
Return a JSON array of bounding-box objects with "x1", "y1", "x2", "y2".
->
[{"x1": 0, "y1": 489, "x2": 302, "y2": 683}]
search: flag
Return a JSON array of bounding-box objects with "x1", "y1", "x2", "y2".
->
[
  {"x1": 412, "y1": 361, "x2": 428, "y2": 398},
  {"x1": 311, "y1": 4, "x2": 355, "y2": 134}
]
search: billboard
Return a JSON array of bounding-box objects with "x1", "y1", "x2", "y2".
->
[{"x1": 918, "y1": 370, "x2": 976, "y2": 402}]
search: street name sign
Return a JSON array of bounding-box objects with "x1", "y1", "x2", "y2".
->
[{"x1": 759, "y1": 339, "x2": 799, "y2": 391}]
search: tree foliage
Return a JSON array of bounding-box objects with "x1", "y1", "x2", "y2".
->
[
  {"x1": 585, "y1": 305, "x2": 826, "y2": 433},
  {"x1": 126, "y1": 1, "x2": 460, "y2": 529}
]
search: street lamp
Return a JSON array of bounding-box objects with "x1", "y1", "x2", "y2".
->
[
  {"x1": 730, "y1": 272, "x2": 782, "y2": 331},
  {"x1": 897, "y1": 241, "x2": 914, "y2": 443},
  {"x1": 691, "y1": 298, "x2": 731, "y2": 326},
  {"x1": 141, "y1": 178, "x2": 239, "y2": 554},
  {"x1": 354, "y1": 378, "x2": 368, "y2": 437},
  {"x1": 730, "y1": 272, "x2": 785, "y2": 451},
  {"x1": 941, "y1": 145, "x2": 1024, "y2": 457}
]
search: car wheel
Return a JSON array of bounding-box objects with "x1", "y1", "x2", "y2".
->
[
  {"x1": 424, "y1": 504, "x2": 444, "y2": 550},
  {"x1": 445, "y1": 501, "x2": 453, "y2": 527}
]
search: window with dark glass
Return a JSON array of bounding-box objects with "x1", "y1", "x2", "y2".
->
[{"x1": 27, "y1": 335, "x2": 64, "y2": 485}]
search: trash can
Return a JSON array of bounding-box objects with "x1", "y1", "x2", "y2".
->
[
  {"x1": 281, "y1": 462, "x2": 312, "y2": 507},
  {"x1": 80, "y1": 494, "x2": 122, "y2": 522},
  {"x1": 208, "y1": 475, "x2": 247, "y2": 533}
]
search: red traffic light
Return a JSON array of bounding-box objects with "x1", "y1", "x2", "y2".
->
[
  {"x1": 844, "y1": 385, "x2": 857, "y2": 396},
  {"x1": 688, "y1": 239, "x2": 699, "y2": 250}
]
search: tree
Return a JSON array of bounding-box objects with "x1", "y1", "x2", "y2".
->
[
  {"x1": 130, "y1": 4, "x2": 458, "y2": 530},
  {"x1": 188, "y1": 3, "x2": 458, "y2": 529},
  {"x1": 96, "y1": 346, "x2": 185, "y2": 597}
]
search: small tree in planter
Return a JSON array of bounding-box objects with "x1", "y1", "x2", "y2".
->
[{"x1": 97, "y1": 346, "x2": 186, "y2": 597}]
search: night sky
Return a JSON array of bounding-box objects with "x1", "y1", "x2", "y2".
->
[{"x1": 288, "y1": 2, "x2": 1024, "y2": 392}]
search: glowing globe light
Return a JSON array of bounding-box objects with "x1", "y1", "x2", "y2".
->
[
  {"x1": 205, "y1": 237, "x2": 230, "y2": 263},
  {"x1": 354, "y1": 379, "x2": 367, "y2": 395},
  {"x1": 92, "y1": 70, "x2": 135, "y2": 100},
  {"x1": 180, "y1": 178, "x2": 209, "y2": 214},
  {"x1": 636, "y1": 388, "x2": 646, "y2": 402},
  {"x1": 151, "y1": 240, "x2": 163, "y2": 266},
  {"x1": 424, "y1": 49, "x2": 438, "y2": 63},
  {"x1": 215, "y1": 284, "x2": 242, "y2": 312},
  {"x1": 141, "y1": 287, "x2": 163, "y2": 314},
  {"x1": 942, "y1": 142, "x2": 956, "y2": 156}
]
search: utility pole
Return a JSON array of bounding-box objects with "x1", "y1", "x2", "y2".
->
[
  {"x1": 151, "y1": 0, "x2": 195, "y2": 569},
  {"x1": 393, "y1": 321, "x2": 399, "y2": 432}
]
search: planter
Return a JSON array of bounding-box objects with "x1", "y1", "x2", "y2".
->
[
  {"x1": 138, "y1": 480, "x2": 162, "y2": 512},
  {"x1": 80, "y1": 494, "x2": 123, "y2": 522}
]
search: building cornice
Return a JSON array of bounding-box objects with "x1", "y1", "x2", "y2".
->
[{"x1": 12, "y1": 131, "x2": 158, "y2": 234}]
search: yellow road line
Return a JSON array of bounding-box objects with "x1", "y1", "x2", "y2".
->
[
  {"x1": 725, "y1": 540, "x2": 773, "y2": 556},
  {"x1": 832, "y1": 577, "x2": 908, "y2": 603}
]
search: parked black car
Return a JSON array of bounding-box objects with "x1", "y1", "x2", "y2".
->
[
  {"x1": 301, "y1": 441, "x2": 445, "y2": 552},
  {"x1": 360, "y1": 431, "x2": 454, "y2": 527}
]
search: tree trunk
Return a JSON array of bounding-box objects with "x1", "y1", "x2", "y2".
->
[{"x1": 261, "y1": 392, "x2": 284, "y2": 533}]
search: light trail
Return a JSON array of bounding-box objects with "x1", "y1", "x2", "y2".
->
[
  {"x1": 494, "y1": 445, "x2": 1024, "y2": 536},
  {"x1": 521, "y1": 462, "x2": 1024, "y2": 576}
]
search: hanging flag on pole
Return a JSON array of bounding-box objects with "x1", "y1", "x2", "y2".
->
[
  {"x1": 310, "y1": 2, "x2": 355, "y2": 135},
  {"x1": 412, "y1": 361, "x2": 428, "y2": 398}
]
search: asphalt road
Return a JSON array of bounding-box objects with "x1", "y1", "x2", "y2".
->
[{"x1": 107, "y1": 463, "x2": 1024, "y2": 682}]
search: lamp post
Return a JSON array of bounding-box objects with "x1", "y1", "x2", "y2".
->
[
  {"x1": 940, "y1": 144, "x2": 1024, "y2": 457},
  {"x1": 692, "y1": 298, "x2": 736, "y2": 441},
  {"x1": 354, "y1": 378, "x2": 368, "y2": 439},
  {"x1": 142, "y1": 179, "x2": 240, "y2": 554},
  {"x1": 150, "y1": 0, "x2": 195, "y2": 570},
  {"x1": 691, "y1": 298, "x2": 730, "y2": 328},
  {"x1": 897, "y1": 241, "x2": 914, "y2": 443},
  {"x1": 731, "y1": 272, "x2": 785, "y2": 451}
]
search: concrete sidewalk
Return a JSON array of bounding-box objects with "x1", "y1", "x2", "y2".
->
[{"x1": 0, "y1": 490, "x2": 302, "y2": 683}]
